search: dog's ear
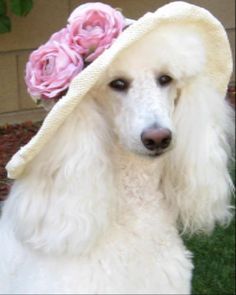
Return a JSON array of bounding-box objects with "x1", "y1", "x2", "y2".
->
[
  {"x1": 161, "y1": 77, "x2": 234, "y2": 234},
  {"x1": 5, "y1": 97, "x2": 115, "y2": 255}
]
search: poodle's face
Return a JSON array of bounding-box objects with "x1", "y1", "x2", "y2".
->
[
  {"x1": 94, "y1": 25, "x2": 205, "y2": 156},
  {"x1": 106, "y1": 71, "x2": 177, "y2": 156}
]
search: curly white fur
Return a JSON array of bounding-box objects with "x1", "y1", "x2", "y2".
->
[{"x1": 0, "y1": 24, "x2": 234, "y2": 294}]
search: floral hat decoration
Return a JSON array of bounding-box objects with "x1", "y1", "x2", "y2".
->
[
  {"x1": 25, "y1": 2, "x2": 133, "y2": 109},
  {"x1": 7, "y1": 1, "x2": 232, "y2": 178}
]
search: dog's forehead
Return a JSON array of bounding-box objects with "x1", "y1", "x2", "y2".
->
[{"x1": 108, "y1": 23, "x2": 205, "y2": 79}]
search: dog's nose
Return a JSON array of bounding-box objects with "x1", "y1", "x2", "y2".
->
[{"x1": 141, "y1": 128, "x2": 172, "y2": 151}]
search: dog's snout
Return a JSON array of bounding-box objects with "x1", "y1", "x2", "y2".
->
[{"x1": 141, "y1": 127, "x2": 172, "y2": 151}]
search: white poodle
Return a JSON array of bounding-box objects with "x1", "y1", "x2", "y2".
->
[{"x1": 0, "y1": 24, "x2": 234, "y2": 294}]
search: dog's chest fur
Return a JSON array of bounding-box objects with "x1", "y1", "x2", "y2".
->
[
  {"x1": 2, "y1": 158, "x2": 192, "y2": 294},
  {"x1": 1, "y1": 150, "x2": 192, "y2": 294},
  {"x1": 117, "y1": 152, "x2": 162, "y2": 202}
]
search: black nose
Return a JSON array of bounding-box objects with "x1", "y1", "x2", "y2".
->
[{"x1": 141, "y1": 128, "x2": 172, "y2": 151}]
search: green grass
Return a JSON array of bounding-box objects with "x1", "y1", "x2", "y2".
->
[
  {"x1": 183, "y1": 164, "x2": 235, "y2": 295},
  {"x1": 184, "y1": 218, "x2": 235, "y2": 295}
]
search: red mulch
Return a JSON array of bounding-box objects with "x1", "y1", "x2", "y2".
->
[{"x1": 0, "y1": 121, "x2": 42, "y2": 201}]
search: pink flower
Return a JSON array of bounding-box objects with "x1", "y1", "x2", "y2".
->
[
  {"x1": 68, "y1": 2, "x2": 125, "y2": 62},
  {"x1": 25, "y1": 40, "x2": 84, "y2": 100},
  {"x1": 50, "y1": 27, "x2": 70, "y2": 43}
]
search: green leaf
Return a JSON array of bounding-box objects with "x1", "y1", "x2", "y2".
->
[
  {"x1": 10, "y1": 0, "x2": 33, "y2": 16},
  {"x1": 0, "y1": 15, "x2": 11, "y2": 33},
  {"x1": 0, "y1": 0, "x2": 6, "y2": 16}
]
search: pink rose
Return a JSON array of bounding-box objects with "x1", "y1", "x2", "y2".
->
[
  {"x1": 68, "y1": 2, "x2": 125, "y2": 62},
  {"x1": 50, "y1": 27, "x2": 70, "y2": 43},
  {"x1": 25, "y1": 40, "x2": 84, "y2": 100}
]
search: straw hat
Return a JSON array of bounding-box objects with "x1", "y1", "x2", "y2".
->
[{"x1": 6, "y1": 1, "x2": 233, "y2": 179}]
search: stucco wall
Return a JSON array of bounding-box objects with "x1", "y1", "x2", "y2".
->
[{"x1": 0, "y1": 0, "x2": 235, "y2": 119}]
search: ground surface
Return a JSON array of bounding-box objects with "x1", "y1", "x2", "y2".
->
[
  {"x1": 0, "y1": 121, "x2": 235, "y2": 294},
  {"x1": 0, "y1": 121, "x2": 41, "y2": 200},
  {"x1": 184, "y1": 217, "x2": 235, "y2": 294}
]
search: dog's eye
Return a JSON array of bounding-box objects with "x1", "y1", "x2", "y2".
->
[
  {"x1": 158, "y1": 75, "x2": 173, "y2": 86},
  {"x1": 109, "y1": 79, "x2": 130, "y2": 91}
]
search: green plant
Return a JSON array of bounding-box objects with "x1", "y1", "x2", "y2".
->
[{"x1": 0, "y1": 0, "x2": 33, "y2": 33}]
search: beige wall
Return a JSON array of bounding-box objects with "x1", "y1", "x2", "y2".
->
[{"x1": 0, "y1": 0, "x2": 235, "y2": 117}]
